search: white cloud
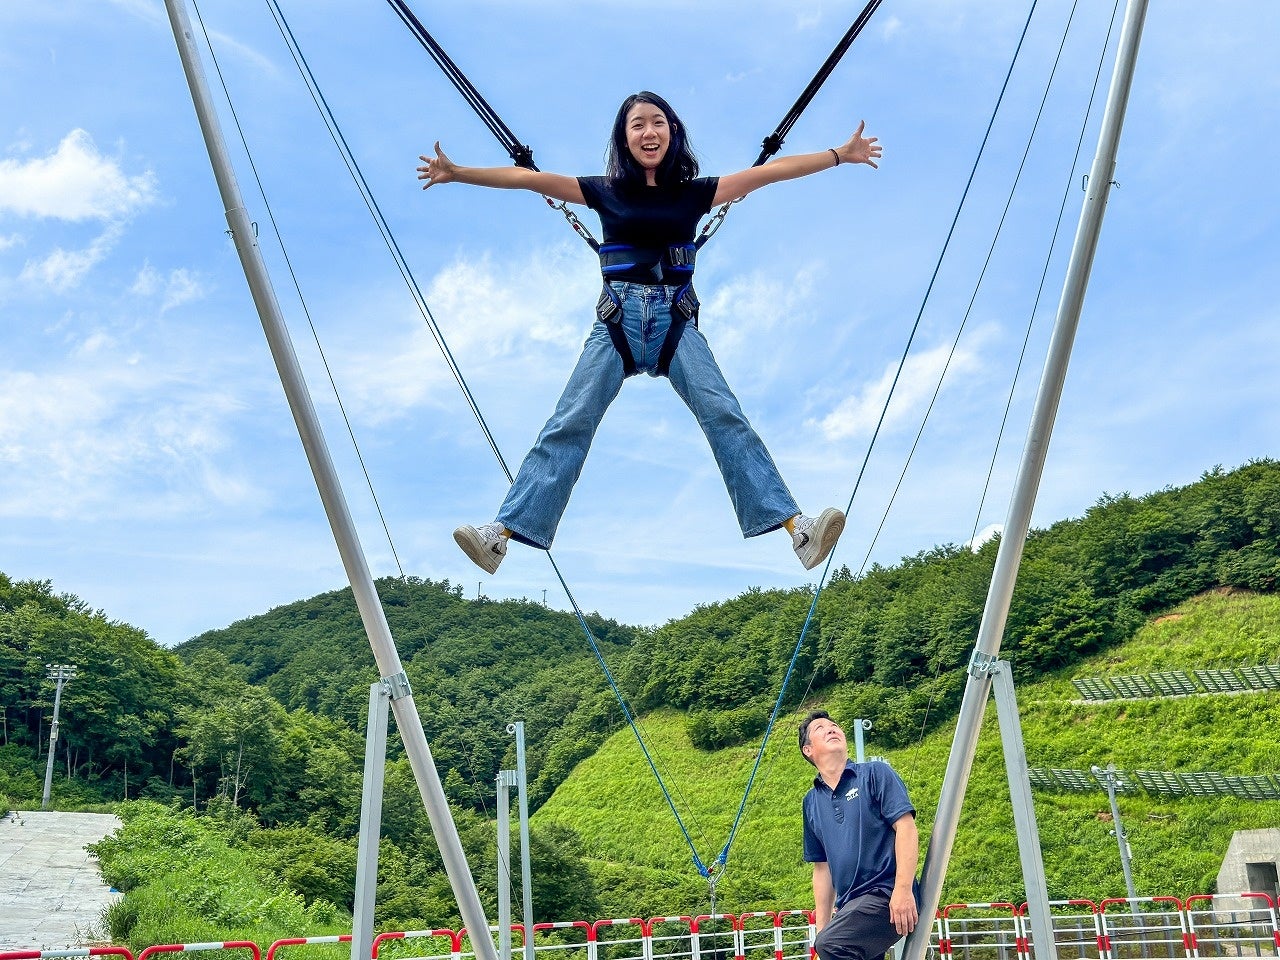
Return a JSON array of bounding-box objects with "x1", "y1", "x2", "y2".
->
[
  {"x1": 0, "y1": 233, "x2": 22, "y2": 251},
  {"x1": 0, "y1": 360, "x2": 254, "y2": 521},
  {"x1": 426, "y1": 247, "x2": 592, "y2": 354},
  {"x1": 880, "y1": 16, "x2": 904, "y2": 40},
  {"x1": 0, "y1": 129, "x2": 156, "y2": 221},
  {"x1": 967, "y1": 522, "x2": 1001, "y2": 552},
  {"x1": 812, "y1": 337, "x2": 983, "y2": 441},
  {"x1": 18, "y1": 222, "x2": 124, "y2": 292},
  {"x1": 700, "y1": 266, "x2": 819, "y2": 366},
  {"x1": 329, "y1": 245, "x2": 596, "y2": 421},
  {"x1": 105, "y1": 0, "x2": 166, "y2": 24},
  {"x1": 132, "y1": 263, "x2": 207, "y2": 311}
]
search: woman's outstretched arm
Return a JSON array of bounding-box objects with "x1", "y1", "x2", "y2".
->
[
  {"x1": 417, "y1": 141, "x2": 586, "y2": 205},
  {"x1": 711, "y1": 121, "x2": 881, "y2": 206}
]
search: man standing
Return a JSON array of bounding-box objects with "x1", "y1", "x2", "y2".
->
[{"x1": 800, "y1": 710, "x2": 920, "y2": 960}]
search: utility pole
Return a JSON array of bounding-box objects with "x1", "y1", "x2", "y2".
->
[
  {"x1": 1092, "y1": 764, "x2": 1140, "y2": 903},
  {"x1": 507, "y1": 722, "x2": 535, "y2": 960},
  {"x1": 42, "y1": 663, "x2": 77, "y2": 810}
]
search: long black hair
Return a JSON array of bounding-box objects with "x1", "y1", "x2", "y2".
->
[{"x1": 605, "y1": 91, "x2": 700, "y2": 185}]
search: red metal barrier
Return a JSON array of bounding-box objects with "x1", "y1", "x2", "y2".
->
[
  {"x1": 265, "y1": 937, "x2": 352, "y2": 960},
  {"x1": 137, "y1": 944, "x2": 260, "y2": 960},
  {"x1": 1183, "y1": 892, "x2": 1279, "y2": 958},
  {"x1": 736, "y1": 912, "x2": 778, "y2": 960},
  {"x1": 647, "y1": 916, "x2": 693, "y2": 960},
  {"x1": 939, "y1": 902, "x2": 1019, "y2": 960},
  {"x1": 1010, "y1": 903, "x2": 1030, "y2": 960},
  {"x1": 531, "y1": 920, "x2": 594, "y2": 960},
  {"x1": 1, "y1": 951, "x2": 135, "y2": 960},
  {"x1": 1023, "y1": 899, "x2": 1103, "y2": 960},
  {"x1": 763, "y1": 910, "x2": 812, "y2": 960},
  {"x1": 1099, "y1": 897, "x2": 1189, "y2": 960},
  {"x1": 590, "y1": 919, "x2": 648, "y2": 960},
  {"x1": 372, "y1": 929, "x2": 460, "y2": 960},
  {"x1": 13, "y1": 891, "x2": 1280, "y2": 960},
  {"x1": 692, "y1": 914, "x2": 739, "y2": 960}
]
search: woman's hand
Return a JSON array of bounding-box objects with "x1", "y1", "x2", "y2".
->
[
  {"x1": 417, "y1": 141, "x2": 457, "y2": 189},
  {"x1": 833, "y1": 121, "x2": 882, "y2": 168},
  {"x1": 414, "y1": 143, "x2": 585, "y2": 203}
]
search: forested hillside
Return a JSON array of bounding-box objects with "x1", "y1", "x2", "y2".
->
[
  {"x1": 620, "y1": 458, "x2": 1280, "y2": 750},
  {"x1": 0, "y1": 575, "x2": 636, "y2": 813},
  {"x1": 2, "y1": 458, "x2": 1278, "y2": 945},
  {"x1": 177, "y1": 580, "x2": 638, "y2": 809}
]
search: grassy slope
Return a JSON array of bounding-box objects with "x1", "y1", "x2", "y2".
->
[{"x1": 535, "y1": 589, "x2": 1280, "y2": 916}]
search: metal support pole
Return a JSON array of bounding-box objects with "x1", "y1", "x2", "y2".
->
[
  {"x1": 1092, "y1": 765, "x2": 1140, "y2": 903},
  {"x1": 508, "y1": 723, "x2": 535, "y2": 960},
  {"x1": 904, "y1": 4, "x2": 1150, "y2": 958},
  {"x1": 41, "y1": 664, "x2": 76, "y2": 811},
  {"x1": 162, "y1": 6, "x2": 497, "y2": 958},
  {"x1": 352, "y1": 682, "x2": 391, "y2": 960},
  {"x1": 992, "y1": 664, "x2": 1056, "y2": 960},
  {"x1": 852, "y1": 719, "x2": 872, "y2": 763},
  {"x1": 497, "y1": 770, "x2": 517, "y2": 960}
]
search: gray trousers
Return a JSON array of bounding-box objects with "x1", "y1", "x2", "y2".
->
[{"x1": 813, "y1": 892, "x2": 902, "y2": 960}]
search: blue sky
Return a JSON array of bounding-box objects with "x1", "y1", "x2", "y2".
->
[{"x1": 2, "y1": 1, "x2": 1276, "y2": 647}]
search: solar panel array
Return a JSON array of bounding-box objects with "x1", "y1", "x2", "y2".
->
[
  {"x1": 1071, "y1": 663, "x2": 1280, "y2": 702},
  {"x1": 1028, "y1": 766, "x2": 1280, "y2": 801}
]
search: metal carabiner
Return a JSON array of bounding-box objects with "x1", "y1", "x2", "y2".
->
[
  {"x1": 543, "y1": 196, "x2": 599, "y2": 249},
  {"x1": 696, "y1": 198, "x2": 739, "y2": 247}
]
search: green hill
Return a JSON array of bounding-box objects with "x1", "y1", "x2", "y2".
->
[
  {"x1": 536, "y1": 588, "x2": 1280, "y2": 917},
  {"x1": 5, "y1": 458, "x2": 1279, "y2": 943},
  {"x1": 175, "y1": 577, "x2": 641, "y2": 810}
]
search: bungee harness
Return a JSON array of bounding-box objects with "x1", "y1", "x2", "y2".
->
[{"x1": 594, "y1": 242, "x2": 699, "y2": 377}]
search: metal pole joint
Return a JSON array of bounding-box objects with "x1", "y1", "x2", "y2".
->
[
  {"x1": 382, "y1": 671, "x2": 413, "y2": 700},
  {"x1": 968, "y1": 650, "x2": 1000, "y2": 679}
]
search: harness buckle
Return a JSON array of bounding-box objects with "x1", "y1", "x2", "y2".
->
[{"x1": 667, "y1": 244, "x2": 696, "y2": 268}]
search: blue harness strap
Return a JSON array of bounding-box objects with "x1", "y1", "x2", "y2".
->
[
  {"x1": 595, "y1": 244, "x2": 699, "y2": 377},
  {"x1": 598, "y1": 242, "x2": 696, "y2": 282}
]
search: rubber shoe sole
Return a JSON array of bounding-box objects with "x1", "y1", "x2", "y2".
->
[
  {"x1": 796, "y1": 508, "x2": 845, "y2": 570},
  {"x1": 454, "y1": 524, "x2": 506, "y2": 574}
]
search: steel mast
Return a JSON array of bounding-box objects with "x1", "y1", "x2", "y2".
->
[
  {"x1": 161, "y1": 5, "x2": 498, "y2": 958},
  {"x1": 904, "y1": 2, "x2": 1151, "y2": 955}
]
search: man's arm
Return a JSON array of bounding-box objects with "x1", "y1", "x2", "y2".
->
[
  {"x1": 889, "y1": 814, "x2": 920, "y2": 936},
  {"x1": 812, "y1": 860, "x2": 836, "y2": 932}
]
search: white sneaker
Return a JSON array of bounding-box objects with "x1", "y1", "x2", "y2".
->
[
  {"x1": 454, "y1": 522, "x2": 508, "y2": 574},
  {"x1": 792, "y1": 508, "x2": 845, "y2": 570}
]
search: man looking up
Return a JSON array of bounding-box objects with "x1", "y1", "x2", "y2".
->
[{"x1": 799, "y1": 710, "x2": 921, "y2": 960}]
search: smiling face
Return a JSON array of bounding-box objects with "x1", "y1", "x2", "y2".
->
[
  {"x1": 625, "y1": 101, "x2": 672, "y2": 184},
  {"x1": 802, "y1": 716, "x2": 848, "y2": 767}
]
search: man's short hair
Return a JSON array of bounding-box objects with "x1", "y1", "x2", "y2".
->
[{"x1": 799, "y1": 709, "x2": 831, "y2": 761}]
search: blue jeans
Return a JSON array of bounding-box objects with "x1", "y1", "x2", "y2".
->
[{"x1": 497, "y1": 282, "x2": 799, "y2": 549}]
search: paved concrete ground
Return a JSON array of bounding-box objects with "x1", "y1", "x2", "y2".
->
[{"x1": 0, "y1": 810, "x2": 123, "y2": 950}]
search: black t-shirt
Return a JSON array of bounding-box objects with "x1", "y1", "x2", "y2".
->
[{"x1": 578, "y1": 175, "x2": 719, "y2": 283}]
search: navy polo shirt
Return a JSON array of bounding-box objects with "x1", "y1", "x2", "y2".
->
[{"x1": 803, "y1": 760, "x2": 915, "y2": 908}]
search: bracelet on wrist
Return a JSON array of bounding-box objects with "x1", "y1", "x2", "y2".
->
[{"x1": 829, "y1": 148, "x2": 841, "y2": 167}]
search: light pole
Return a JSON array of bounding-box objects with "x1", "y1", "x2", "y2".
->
[
  {"x1": 1091, "y1": 764, "x2": 1140, "y2": 903},
  {"x1": 42, "y1": 663, "x2": 77, "y2": 810}
]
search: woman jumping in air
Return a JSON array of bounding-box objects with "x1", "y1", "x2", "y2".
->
[{"x1": 417, "y1": 91, "x2": 881, "y2": 575}]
